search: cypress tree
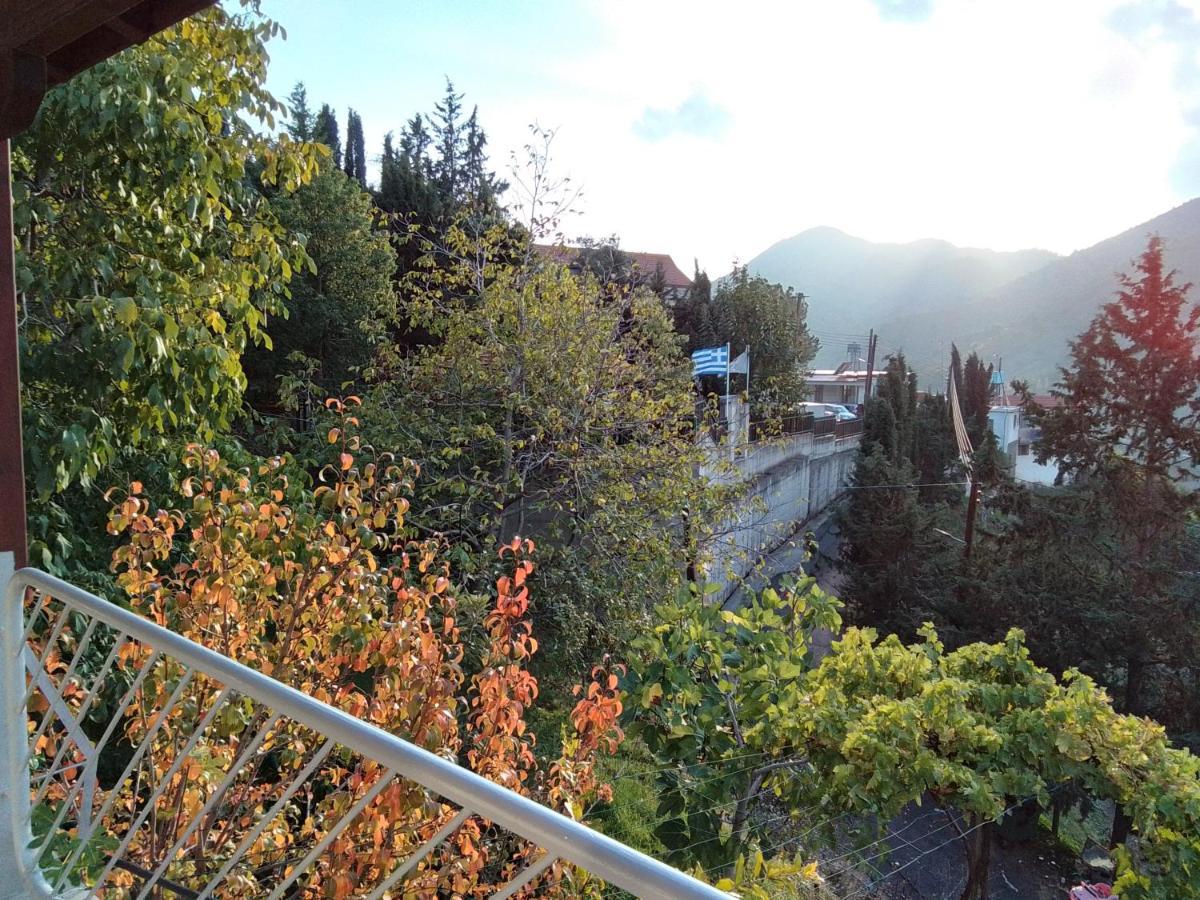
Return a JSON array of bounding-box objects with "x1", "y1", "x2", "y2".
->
[
  {"x1": 961, "y1": 351, "x2": 993, "y2": 446},
  {"x1": 313, "y1": 104, "x2": 341, "y2": 168},
  {"x1": 343, "y1": 109, "x2": 367, "y2": 188},
  {"x1": 378, "y1": 132, "x2": 400, "y2": 209}
]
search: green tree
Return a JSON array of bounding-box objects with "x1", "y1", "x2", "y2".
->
[
  {"x1": 838, "y1": 446, "x2": 949, "y2": 634},
  {"x1": 13, "y1": 5, "x2": 321, "y2": 570},
  {"x1": 349, "y1": 225, "x2": 723, "y2": 675},
  {"x1": 375, "y1": 88, "x2": 507, "y2": 298},
  {"x1": 874, "y1": 352, "x2": 919, "y2": 465},
  {"x1": 968, "y1": 467, "x2": 1199, "y2": 732},
  {"x1": 286, "y1": 80, "x2": 313, "y2": 140},
  {"x1": 624, "y1": 574, "x2": 842, "y2": 870},
  {"x1": 1033, "y1": 235, "x2": 1200, "y2": 484},
  {"x1": 242, "y1": 165, "x2": 398, "y2": 418},
  {"x1": 914, "y1": 393, "x2": 959, "y2": 503},
  {"x1": 1021, "y1": 236, "x2": 1200, "y2": 718},
  {"x1": 433, "y1": 80, "x2": 465, "y2": 203},
  {"x1": 671, "y1": 261, "x2": 712, "y2": 347},
  {"x1": 343, "y1": 108, "x2": 367, "y2": 187},
  {"x1": 630, "y1": 602, "x2": 1200, "y2": 899},
  {"x1": 313, "y1": 103, "x2": 341, "y2": 168},
  {"x1": 691, "y1": 267, "x2": 817, "y2": 409},
  {"x1": 797, "y1": 626, "x2": 1200, "y2": 900},
  {"x1": 960, "y1": 350, "x2": 993, "y2": 446}
]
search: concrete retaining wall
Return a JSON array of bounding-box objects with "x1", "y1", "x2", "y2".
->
[{"x1": 702, "y1": 431, "x2": 859, "y2": 603}]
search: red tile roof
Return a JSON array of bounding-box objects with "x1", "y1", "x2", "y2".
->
[
  {"x1": 532, "y1": 244, "x2": 692, "y2": 289},
  {"x1": 1026, "y1": 393, "x2": 1064, "y2": 410}
]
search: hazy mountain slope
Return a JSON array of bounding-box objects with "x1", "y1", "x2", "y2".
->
[
  {"x1": 746, "y1": 227, "x2": 1058, "y2": 365},
  {"x1": 876, "y1": 198, "x2": 1200, "y2": 390}
]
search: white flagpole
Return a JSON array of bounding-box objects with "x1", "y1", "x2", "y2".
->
[
  {"x1": 745, "y1": 346, "x2": 750, "y2": 398},
  {"x1": 724, "y1": 343, "x2": 731, "y2": 397}
]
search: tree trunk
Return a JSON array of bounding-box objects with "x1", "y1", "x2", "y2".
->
[
  {"x1": 958, "y1": 817, "x2": 993, "y2": 900},
  {"x1": 1124, "y1": 654, "x2": 1147, "y2": 716},
  {"x1": 1110, "y1": 806, "x2": 1132, "y2": 848}
]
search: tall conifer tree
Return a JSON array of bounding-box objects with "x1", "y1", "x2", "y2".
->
[
  {"x1": 313, "y1": 104, "x2": 341, "y2": 168},
  {"x1": 286, "y1": 82, "x2": 313, "y2": 141},
  {"x1": 343, "y1": 109, "x2": 367, "y2": 188}
]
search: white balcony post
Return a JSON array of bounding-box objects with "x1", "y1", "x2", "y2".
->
[{"x1": 0, "y1": 552, "x2": 53, "y2": 898}]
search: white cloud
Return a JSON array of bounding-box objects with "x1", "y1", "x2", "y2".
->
[
  {"x1": 266, "y1": 0, "x2": 1200, "y2": 276},
  {"x1": 633, "y1": 91, "x2": 731, "y2": 142},
  {"x1": 489, "y1": 0, "x2": 1197, "y2": 274}
]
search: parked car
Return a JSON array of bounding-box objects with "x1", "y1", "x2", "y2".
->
[{"x1": 798, "y1": 402, "x2": 857, "y2": 421}]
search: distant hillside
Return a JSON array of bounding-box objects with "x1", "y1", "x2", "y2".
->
[
  {"x1": 747, "y1": 227, "x2": 1058, "y2": 367},
  {"x1": 875, "y1": 198, "x2": 1200, "y2": 390}
]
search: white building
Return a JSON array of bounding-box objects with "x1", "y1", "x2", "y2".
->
[{"x1": 808, "y1": 363, "x2": 888, "y2": 407}]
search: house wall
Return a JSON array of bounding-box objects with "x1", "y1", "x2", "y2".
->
[{"x1": 814, "y1": 384, "x2": 861, "y2": 404}]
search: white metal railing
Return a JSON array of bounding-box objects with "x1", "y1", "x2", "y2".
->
[{"x1": 0, "y1": 559, "x2": 728, "y2": 899}]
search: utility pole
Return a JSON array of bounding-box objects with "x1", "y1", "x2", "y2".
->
[
  {"x1": 962, "y1": 479, "x2": 981, "y2": 560},
  {"x1": 862, "y1": 329, "x2": 878, "y2": 406}
]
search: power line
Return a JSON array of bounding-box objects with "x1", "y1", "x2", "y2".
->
[{"x1": 839, "y1": 789, "x2": 1067, "y2": 899}]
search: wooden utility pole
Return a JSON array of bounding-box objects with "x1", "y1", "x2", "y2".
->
[
  {"x1": 962, "y1": 479, "x2": 981, "y2": 560},
  {"x1": 0, "y1": 139, "x2": 26, "y2": 568},
  {"x1": 862, "y1": 329, "x2": 878, "y2": 404}
]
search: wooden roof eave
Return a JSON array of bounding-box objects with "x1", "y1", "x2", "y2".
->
[{"x1": 0, "y1": 0, "x2": 217, "y2": 139}]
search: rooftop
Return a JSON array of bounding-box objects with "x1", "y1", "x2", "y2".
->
[
  {"x1": 532, "y1": 244, "x2": 693, "y2": 289},
  {"x1": 809, "y1": 365, "x2": 888, "y2": 382}
]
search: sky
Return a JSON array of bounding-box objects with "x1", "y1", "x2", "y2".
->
[{"x1": 257, "y1": 0, "x2": 1200, "y2": 274}]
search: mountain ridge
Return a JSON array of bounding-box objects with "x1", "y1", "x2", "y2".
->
[
  {"x1": 747, "y1": 226, "x2": 1060, "y2": 370},
  {"x1": 747, "y1": 199, "x2": 1200, "y2": 390}
]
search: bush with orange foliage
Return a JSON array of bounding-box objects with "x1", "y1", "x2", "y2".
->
[{"x1": 30, "y1": 397, "x2": 625, "y2": 897}]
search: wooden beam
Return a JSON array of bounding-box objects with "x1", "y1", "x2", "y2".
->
[
  {"x1": 0, "y1": 48, "x2": 47, "y2": 141},
  {"x1": 0, "y1": 0, "x2": 216, "y2": 138},
  {"x1": 2, "y1": 0, "x2": 137, "y2": 56},
  {"x1": 0, "y1": 140, "x2": 27, "y2": 568}
]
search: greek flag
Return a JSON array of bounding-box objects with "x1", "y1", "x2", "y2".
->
[{"x1": 691, "y1": 345, "x2": 729, "y2": 377}]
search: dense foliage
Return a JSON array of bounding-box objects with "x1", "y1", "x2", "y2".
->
[
  {"x1": 242, "y1": 163, "x2": 397, "y2": 416},
  {"x1": 839, "y1": 354, "x2": 960, "y2": 635},
  {"x1": 13, "y1": 7, "x2": 321, "y2": 573},
  {"x1": 799, "y1": 626, "x2": 1200, "y2": 900},
  {"x1": 625, "y1": 575, "x2": 842, "y2": 870},
  {"x1": 351, "y1": 222, "x2": 725, "y2": 678},
  {"x1": 675, "y1": 266, "x2": 818, "y2": 409},
  {"x1": 64, "y1": 403, "x2": 621, "y2": 896},
  {"x1": 629, "y1": 579, "x2": 1200, "y2": 900}
]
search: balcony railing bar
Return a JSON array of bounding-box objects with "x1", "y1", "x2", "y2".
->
[
  {"x1": 31, "y1": 646, "x2": 161, "y2": 866},
  {"x1": 365, "y1": 806, "x2": 474, "y2": 900},
  {"x1": 90, "y1": 685, "x2": 237, "y2": 893},
  {"x1": 30, "y1": 635, "x2": 129, "y2": 804},
  {"x1": 9, "y1": 567, "x2": 729, "y2": 899},
  {"x1": 21, "y1": 610, "x2": 73, "y2": 712},
  {"x1": 134, "y1": 711, "x2": 284, "y2": 900},
  {"x1": 50, "y1": 665, "x2": 199, "y2": 888},
  {"x1": 493, "y1": 850, "x2": 557, "y2": 900},
  {"x1": 263, "y1": 766, "x2": 398, "y2": 900},
  {"x1": 194, "y1": 736, "x2": 336, "y2": 899}
]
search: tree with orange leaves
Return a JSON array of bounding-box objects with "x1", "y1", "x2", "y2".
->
[{"x1": 30, "y1": 397, "x2": 622, "y2": 897}]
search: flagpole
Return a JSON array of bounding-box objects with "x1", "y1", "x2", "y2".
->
[
  {"x1": 724, "y1": 342, "x2": 731, "y2": 397},
  {"x1": 745, "y1": 346, "x2": 750, "y2": 399}
]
